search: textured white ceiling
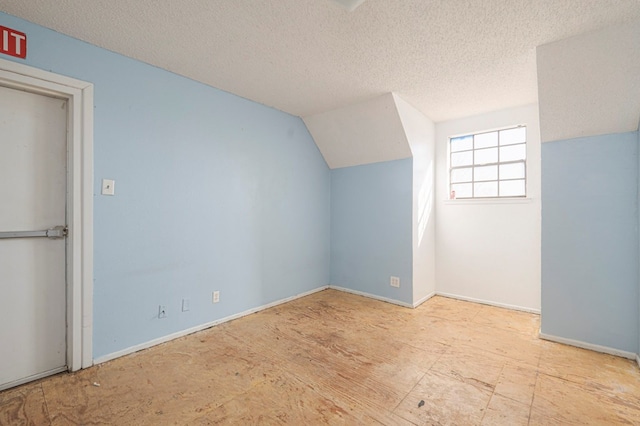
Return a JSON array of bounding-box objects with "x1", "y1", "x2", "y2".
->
[
  {"x1": 537, "y1": 20, "x2": 640, "y2": 143},
  {"x1": 303, "y1": 93, "x2": 411, "y2": 168},
  {"x1": 2, "y1": 0, "x2": 640, "y2": 124}
]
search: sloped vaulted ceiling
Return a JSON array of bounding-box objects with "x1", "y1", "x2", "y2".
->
[
  {"x1": 537, "y1": 20, "x2": 640, "y2": 143},
  {"x1": 303, "y1": 94, "x2": 411, "y2": 169}
]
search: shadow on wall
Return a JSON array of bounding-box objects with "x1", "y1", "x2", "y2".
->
[{"x1": 417, "y1": 160, "x2": 434, "y2": 247}]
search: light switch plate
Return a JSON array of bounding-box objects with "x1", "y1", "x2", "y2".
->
[{"x1": 101, "y1": 179, "x2": 115, "y2": 196}]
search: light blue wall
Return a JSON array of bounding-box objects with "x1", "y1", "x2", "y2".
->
[
  {"x1": 541, "y1": 132, "x2": 639, "y2": 353},
  {"x1": 0, "y1": 13, "x2": 331, "y2": 358},
  {"x1": 330, "y1": 158, "x2": 413, "y2": 304}
]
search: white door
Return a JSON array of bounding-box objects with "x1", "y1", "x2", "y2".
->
[{"x1": 0, "y1": 85, "x2": 68, "y2": 390}]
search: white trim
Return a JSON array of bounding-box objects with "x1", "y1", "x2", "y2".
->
[
  {"x1": 435, "y1": 291, "x2": 540, "y2": 314},
  {"x1": 447, "y1": 123, "x2": 528, "y2": 140},
  {"x1": 412, "y1": 291, "x2": 436, "y2": 308},
  {"x1": 636, "y1": 354, "x2": 640, "y2": 368},
  {"x1": 0, "y1": 59, "x2": 93, "y2": 90},
  {"x1": 328, "y1": 285, "x2": 414, "y2": 308},
  {"x1": 0, "y1": 58, "x2": 94, "y2": 372},
  {"x1": 94, "y1": 286, "x2": 329, "y2": 364},
  {"x1": 443, "y1": 197, "x2": 533, "y2": 205},
  {"x1": 539, "y1": 332, "x2": 637, "y2": 360},
  {"x1": 80, "y1": 84, "x2": 94, "y2": 369}
]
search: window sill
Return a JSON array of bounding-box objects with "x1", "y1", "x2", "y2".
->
[{"x1": 443, "y1": 197, "x2": 534, "y2": 205}]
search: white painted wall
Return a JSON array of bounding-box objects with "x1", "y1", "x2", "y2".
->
[
  {"x1": 435, "y1": 104, "x2": 541, "y2": 312},
  {"x1": 393, "y1": 94, "x2": 436, "y2": 305}
]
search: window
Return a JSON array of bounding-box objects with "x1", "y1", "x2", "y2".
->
[{"x1": 449, "y1": 126, "x2": 526, "y2": 199}]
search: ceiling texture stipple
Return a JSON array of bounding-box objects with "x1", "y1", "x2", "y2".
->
[
  {"x1": 1, "y1": 0, "x2": 640, "y2": 124},
  {"x1": 537, "y1": 20, "x2": 640, "y2": 143}
]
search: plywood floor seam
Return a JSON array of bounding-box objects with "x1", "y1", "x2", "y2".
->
[{"x1": 1, "y1": 289, "x2": 639, "y2": 425}]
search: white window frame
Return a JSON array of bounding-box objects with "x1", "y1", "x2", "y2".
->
[{"x1": 448, "y1": 125, "x2": 527, "y2": 199}]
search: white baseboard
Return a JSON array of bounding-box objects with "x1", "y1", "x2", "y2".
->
[
  {"x1": 539, "y1": 332, "x2": 637, "y2": 360},
  {"x1": 413, "y1": 291, "x2": 436, "y2": 308},
  {"x1": 94, "y1": 285, "x2": 329, "y2": 365},
  {"x1": 328, "y1": 285, "x2": 414, "y2": 308},
  {"x1": 435, "y1": 291, "x2": 540, "y2": 314}
]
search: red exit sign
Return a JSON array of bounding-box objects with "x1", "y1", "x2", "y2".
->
[{"x1": 1, "y1": 26, "x2": 27, "y2": 59}]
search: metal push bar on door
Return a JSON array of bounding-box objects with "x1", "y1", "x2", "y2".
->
[{"x1": 0, "y1": 226, "x2": 68, "y2": 240}]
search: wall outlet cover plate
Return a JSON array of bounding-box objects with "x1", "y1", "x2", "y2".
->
[{"x1": 101, "y1": 179, "x2": 115, "y2": 195}]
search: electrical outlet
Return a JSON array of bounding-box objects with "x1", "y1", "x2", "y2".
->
[
  {"x1": 182, "y1": 298, "x2": 190, "y2": 312},
  {"x1": 390, "y1": 276, "x2": 400, "y2": 288},
  {"x1": 158, "y1": 305, "x2": 167, "y2": 318},
  {"x1": 212, "y1": 291, "x2": 220, "y2": 303}
]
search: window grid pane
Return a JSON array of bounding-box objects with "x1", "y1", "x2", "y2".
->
[
  {"x1": 474, "y1": 165, "x2": 497, "y2": 182},
  {"x1": 499, "y1": 179, "x2": 526, "y2": 197},
  {"x1": 451, "y1": 167, "x2": 472, "y2": 184},
  {"x1": 500, "y1": 162, "x2": 525, "y2": 180},
  {"x1": 474, "y1": 131, "x2": 498, "y2": 149},
  {"x1": 451, "y1": 135, "x2": 473, "y2": 152},
  {"x1": 500, "y1": 143, "x2": 526, "y2": 162},
  {"x1": 474, "y1": 181, "x2": 498, "y2": 197},
  {"x1": 449, "y1": 126, "x2": 526, "y2": 199},
  {"x1": 451, "y1": 151, "x2": 473, "y2": 167},
  {"x1": 451, "y1": 183, "x2": 472, "y2": 199},
  {"x1": 474, "y1": 147, "x2": 498, "y2": 165},
  {"x1": 499, "y1": 127, "x2": 526, "y2": 146}
]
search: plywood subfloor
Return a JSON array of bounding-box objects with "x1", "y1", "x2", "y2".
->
[{"x1": 2, "y1": 289, "x2": 639, "y2": 425}]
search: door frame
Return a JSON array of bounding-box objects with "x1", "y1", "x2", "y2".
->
[{"x1": 0, "y1": 58, "x2": 94, "y2": 371}]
